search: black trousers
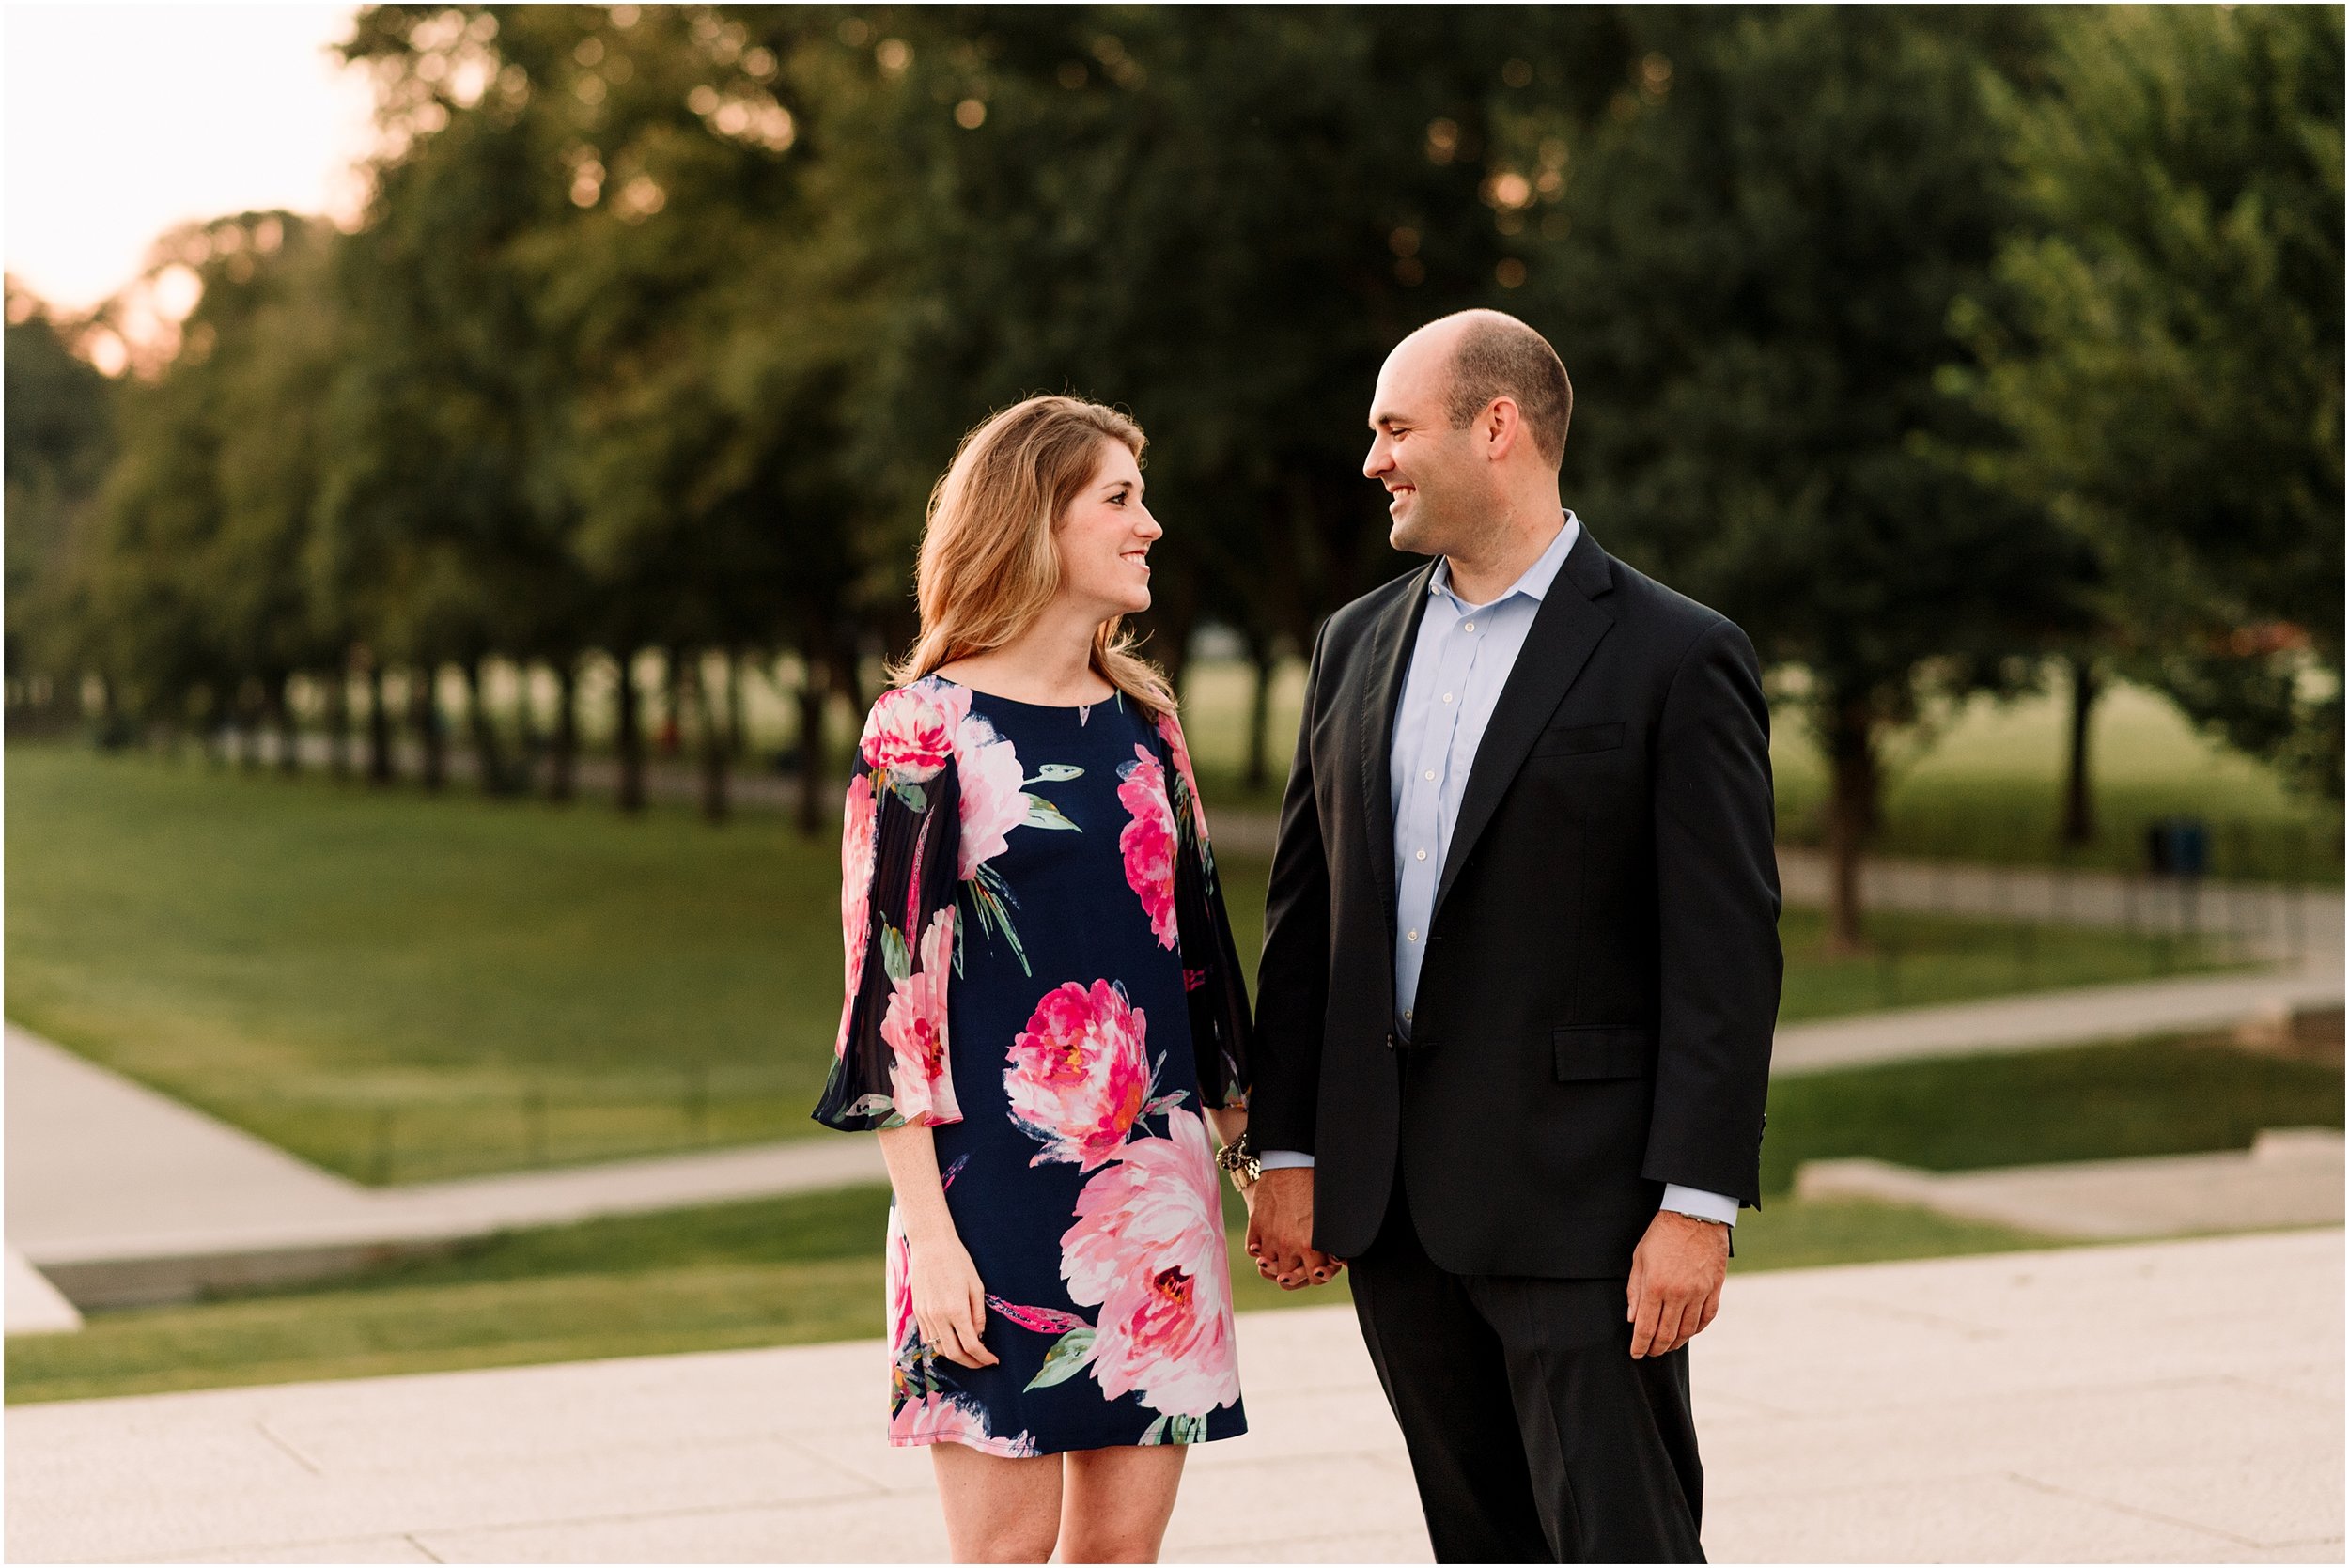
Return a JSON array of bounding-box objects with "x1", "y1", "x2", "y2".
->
[{"x1": 1348, "y1": 1179, "x2": 1705, "y2": 1563}]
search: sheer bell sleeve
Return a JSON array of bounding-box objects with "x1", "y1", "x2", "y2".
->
[
  {"x1": 812, "y1": 684, "x2": 968, "y2": 1132},
  {"x1": 1155, "y1": 709, "x2": 1253, "y2": 1111}
]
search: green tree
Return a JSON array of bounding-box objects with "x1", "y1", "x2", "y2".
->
[
  {"x1": 1532, "y1": 8, "x2": 2089, "y2": 948},
  {"x1": 1954, "y1": 5, "x2": 2344, "y2": 800},
  {"x1": 70, "y1": 215, "x2": 345, "y2": 761},
  {"x1": 4, "y1": 282, "x2": 118, "y2": 728},
  {"x1": 332, "y1": 5, "x2": 601, "y2": 800},
  {"x1": 812, "y1": 7, "x2": 1636, "y2": 743}
]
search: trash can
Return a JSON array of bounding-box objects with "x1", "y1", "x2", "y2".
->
[{"x1": 2145, "y1": 816, "x2": 2210, "y2": 879}]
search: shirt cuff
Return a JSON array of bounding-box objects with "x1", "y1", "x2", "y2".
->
[
  {"x1": 1259, "y1": 1149, "x2": 1315, "y2": 1171},
  {"x1": 1659, "y1": 1184, "x2": 1739, "y2": 1226}
]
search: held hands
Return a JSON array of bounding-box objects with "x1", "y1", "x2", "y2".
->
[
  {"x1": 1626, "y1": 1209, "x2": 1728, "y2": 1358},
  {"x1": 907, "y1": 1230, "x2": 1000, "y2": 1370},
  {"x1": 1243, "y1": 1167, "x2": 1346, "y2": 1290}
]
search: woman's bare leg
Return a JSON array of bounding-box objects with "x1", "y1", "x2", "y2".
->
[
  {"x1": 1059, "y1": 1445, "x2": 1189, "y2": 1563},
  {"x1": 931, "y1": 1444, "x2": 1063, "y2": 1562}
]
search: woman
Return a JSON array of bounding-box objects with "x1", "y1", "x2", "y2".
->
[{"x1": 812, "y1": 396, "x2": 1258, "y2": 1563}]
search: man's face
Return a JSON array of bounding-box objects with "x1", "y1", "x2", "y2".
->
[{"x1": 1363, "y1": 332, "x2": 1491, "y2": 559}]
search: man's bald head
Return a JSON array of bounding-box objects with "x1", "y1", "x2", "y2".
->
[{"x1": 1412, "y1": 309, "x2": 1574, "y2": 468}]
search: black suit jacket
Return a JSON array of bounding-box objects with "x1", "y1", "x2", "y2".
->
[{"x1": 1252, "y1": 525, "x2": 1782, "y2": 1279}]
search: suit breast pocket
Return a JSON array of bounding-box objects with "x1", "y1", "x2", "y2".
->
[{"x1": 1531, "y1": 721, "x2": 1626, "y2": 759}]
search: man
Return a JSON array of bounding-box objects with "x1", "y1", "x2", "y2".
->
[{"x1": 1241, "y1": 310, "x2": 1781, "y2": 1562}]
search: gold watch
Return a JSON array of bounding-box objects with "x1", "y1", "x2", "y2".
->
[{"x1": 1214, "y1": 1130, "x2": 1261, "y2": 1191}]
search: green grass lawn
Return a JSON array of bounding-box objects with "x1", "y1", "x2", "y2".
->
[
  {"x1": 1756, "y1": 1033, "x2": 2342, "y2": 1195},
  {"x1": 12, "y1": 1031, "x2": 2332, "y2": 1406},
  {"x1": 6, "y1": 744, "x2": 848, "y2": 1182},
  {"x1": 1179, "y1": 660, "x2": 2341, "y2": 882},
  {"x1": 7, "y1": 744, "x2": 2240, "y2": 1184}
]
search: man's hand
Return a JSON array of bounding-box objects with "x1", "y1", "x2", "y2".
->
[
  {"x1": 1626, "y1": 1209, "x2": 1728, "y2": 1358},
  {"x1": 1244, "y1": 1167, "x2": 1345, "y2": 1289}
]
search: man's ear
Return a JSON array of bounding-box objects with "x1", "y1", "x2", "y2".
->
[{"x1": 1483, "y1": 397, "x2": 1523, "y2": 462}]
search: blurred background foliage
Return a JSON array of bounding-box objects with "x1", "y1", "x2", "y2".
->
[{"x1": 6, "y1": 3, "x2": 2341, "y2": 950}]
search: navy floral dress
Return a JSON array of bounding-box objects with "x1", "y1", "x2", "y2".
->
[{"x1": 813, "y1": 675, "x2": 1253, "y2": 1455}]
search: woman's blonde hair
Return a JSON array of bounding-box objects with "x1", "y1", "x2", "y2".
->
[{"x1": 889, "y1": 395, "x2": 1177, "y2": 717}]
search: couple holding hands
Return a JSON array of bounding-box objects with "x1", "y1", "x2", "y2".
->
[{"x1": 814, "y1": 310, "x2": 1781, "y2": 1564}]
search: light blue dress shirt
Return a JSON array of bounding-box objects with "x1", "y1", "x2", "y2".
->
[{"x1": 1260, "y1": 514, "x2": 1737, "y2": 1228}]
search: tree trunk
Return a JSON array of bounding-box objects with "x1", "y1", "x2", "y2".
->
[
  {"x1": 93, "y1": 673, "x2": 124, "y2": 750},
  {"x1": 366, "y1": 665, "x2": 393, "y2": 784},
  {"x1": 548, "y1": 659, "x2": 578, "y2": 803},
  {"x1": 464, "y1": 658, "x2": 511, "y2": 796},
  {"x1": 1824, "y1": 699, "x2": 1878, "y2": 955},
  {"x1": 203, "y1": 686, "x2": 228, "y2": 768},
  {"x1": 2061, "y1": 654, "x2": 2099, "y2": 848},
  {"x1": 690, "y1": 651, "x2": 729, "y2": 824},
  {"x1": 509, "y1": 660, "x2": 538, "y2": 795},
  {"x1": 412, "y1": 664, "x2": 445, "y2": 791},
  {"x1": 659, "y1": 645, "x2": 685, "y2": 758},
  {"x1": 326, "y1": 666, "x2": 351, "y2": 779},
  {"x1": 725, "y1": 647, "x2": 749, "y2": 761},
  {"x1": 1155, "y1": 607, "x2": 1197, "y2": 704},
  {"x1": 832, "y1": 622, "x2": 868, "y2": 719},
  {"x1": 238, "y1": 680, "x2": 263, "y2": 771},
  {"x1": 796, "y1": 633, "x2": 828, "y2": 839},
  {"x1": 1244, "y1": 637, "x2": 1277, "y2": 793},
  {"x1": 614, "y1": 650, "x2": 646, "y2": 814},
  {"x1": 272, "y1": 674, "x2": 300, "y2": 775}
]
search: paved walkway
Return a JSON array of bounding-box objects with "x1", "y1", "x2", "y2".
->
[
  {"x1": 1797, "y1": 1128, "x2": 2345, "y2": 1239},
  {"x1": 1768, "y1": 965, "x2": 2343, "y2": 1076},
  {"x1": 12, "y1": 931, "x2": 2341, "y2": 1314},
  {"x1": 7, "y1": 1027, "x2": 879, "y2": 1312},
  {"x1": 8, "y1": 1229, "x2": 2338, "y2": 1562}
]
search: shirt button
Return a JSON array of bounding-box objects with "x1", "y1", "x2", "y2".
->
[
  {"x1": 1407, "y1": 929, "x2": 1419, "y2": 942},
  {"x1": 1415, "y1": 848, "x2": 1427, "y2": 861},
  {"x1": 1441, "y1": 692, "x2": 1454, "y2": 704},
  {"x1": 1463, "y1": 621, "x2": 1476, "y2": 632},
  {"x1": 1423, "y1": 769, "x2": 1435, "y2": 781},
  {"x1": 1404, "y1": 1008, "x2": 1414, "y2": 1021}
]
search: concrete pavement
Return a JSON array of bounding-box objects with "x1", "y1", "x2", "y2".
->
[
  {"x1": 8, "y1": 1228, "x2": 2339, "y2": 1563},
  {"x1": 1768, "y1": 967, "x2": 2344, "y2": 1075},
  {"x1": 12, "y1": 943, "x2": 2340, "y2": 1314},
  {"x1": 7, "y1": 1025, "x2": 879, "y2": 1313}
]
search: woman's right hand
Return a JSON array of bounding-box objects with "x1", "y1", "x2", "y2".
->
[{"x1": 908, "y1": 1232, "x2": 999, "y2": 1370}]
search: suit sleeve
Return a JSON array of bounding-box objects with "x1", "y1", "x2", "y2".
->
[
  {"x1": 1249, "y1": 616, "x2": 1335, "y2": 1155},
  {"x1": 1641, "y1": 617, "x2": 1781, "y2": 1206}
]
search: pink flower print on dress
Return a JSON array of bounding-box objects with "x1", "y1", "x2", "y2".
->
[
  {"x1": 954, "y1": 709, "x2": 1031, "y2": 878},
  {"x1": 886, "y1": 1218, "x2": 916, "y2": 1355},
  {"x1": 1004, "y1": 980, "x2": 1150, "y2": 1170},
  {"x1": 880, "y1": 906, "x2": 959, "y2": 1124},
  {"x1": 1059, "y1": 1108, "x2": 1240, "y2": 1421},
  {"x1": 835, "y1": 776, "x2": 879, "y2": 1058},
  {"x1": 1116, "y1": 746, "x2": 1179, "y2": 948},
  {"x1": 861, "y1": 679, "x2": 971, "y2": 784},
  {"x1": 887, "y1": 1390, "x2": 1041, "y2": 1457},
  {"x1": 1156, "y1": 710, "x2": 1207, "y2": 839}
]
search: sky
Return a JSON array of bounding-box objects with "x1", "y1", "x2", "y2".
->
[{"x1": 4, "y1": 4, "x2": 378, "y2": 316}]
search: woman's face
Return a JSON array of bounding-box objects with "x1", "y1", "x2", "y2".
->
[{"x1": 1055, "y1": 440, "x2": 1161, "y2": 619}]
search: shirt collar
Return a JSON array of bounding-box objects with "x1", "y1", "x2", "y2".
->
[{"x1": 1430, "y1": 510, "x2": 1582, "y2": 611}]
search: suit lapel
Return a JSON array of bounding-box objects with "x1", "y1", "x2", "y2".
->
[
  {"x1": 1359, "y1": 561, "x2": 1439, "y2": 936},
  {"x1": 1431, "y1": 530, "x2": 1617, "y2": 919}
]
